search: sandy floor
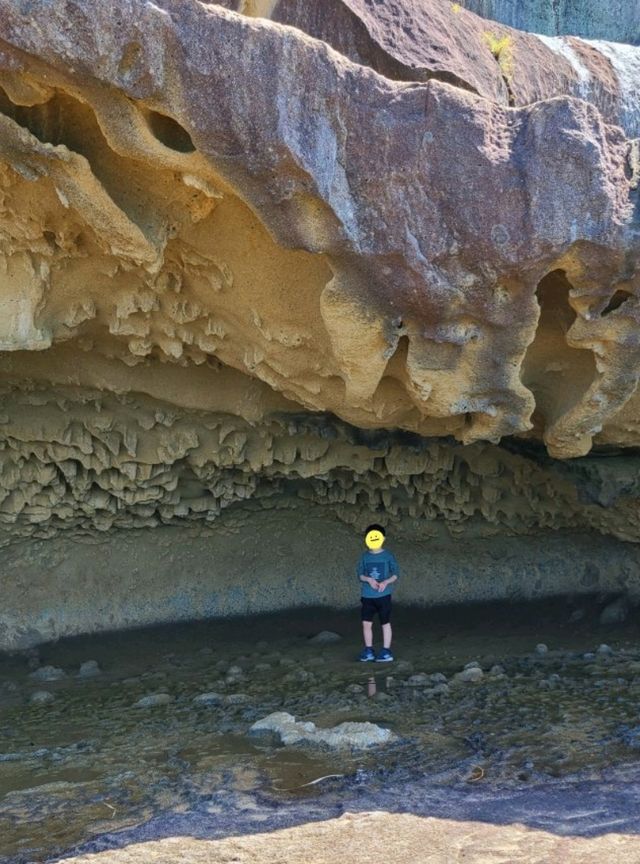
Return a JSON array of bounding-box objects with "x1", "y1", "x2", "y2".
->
[{"x1": 59, "y1": 811, "x2": 640, "y2": 864}]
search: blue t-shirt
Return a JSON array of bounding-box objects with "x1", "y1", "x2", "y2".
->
[{"x1": 356, "y1": 549, "x2": 400, "y2": 598}]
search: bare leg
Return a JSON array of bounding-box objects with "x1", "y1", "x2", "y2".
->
[
  {"x1": 382, "y1": 622, "x2": 392, "y2": 649},
  {"x1": 362, "y1": 621, "x2": 373, "y2": 648}
]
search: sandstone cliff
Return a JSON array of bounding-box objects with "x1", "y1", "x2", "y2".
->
[{"x1": 1, "y1": 0, "x2": 640, "y2": 647}]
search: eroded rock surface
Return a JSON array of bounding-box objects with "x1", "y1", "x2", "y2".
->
[{"x1": 0, "y1": 0, "x2": 640, "y2": 645}]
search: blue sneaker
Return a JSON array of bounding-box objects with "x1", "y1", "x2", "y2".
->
[
  {"x1": 359, "y1": 647, "x2": 375, "y2": 662},
  {"x1": 375, "y1": 648, "x2": 394, "y2": 663}
]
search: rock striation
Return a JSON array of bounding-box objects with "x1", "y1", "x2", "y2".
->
[{"x1": 1, "y1": 0, "x2": 640, "y2": 646}]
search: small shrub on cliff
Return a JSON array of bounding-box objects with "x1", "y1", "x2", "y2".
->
[{"x1": 483, "y1": 31, "x2": 514, "y2": 81}]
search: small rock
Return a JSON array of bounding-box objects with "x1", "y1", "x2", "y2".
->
[
  {"x1": 457, "y1": 667, "x2": 484, "y2": 683},
  {"x1": 133, "y1": 693, "x2": 173, "y2": 708},
  {"x1": 430, "y1": 683, "x2": 450, "y2": 696},
  {"x1": 226, "y1": 693, "x2": 250, "y2": 705},
  {"x1": 535, "y1": 644, "x2": 548, "y2": 656},
  {"x1": 3, "y1": 681, "x2": 18, "y2": 692},
  {"x1": 30, "y1": 690, "x2": 55, "y2": 705},
  {"x1": 429, "y1": 672, "x2": 448, "y2": 684},
  {"x1": 308, "y1": 631, "x2": 342, "y2": 644},
  {"x1": 227, "y1": 665, "x2": 244, "y2": 677},
  {"x1": 599, "y1": 596, "x2": 629, "y2": 626},
  {"x1": 279, "y1": 657, "x2": 295, "y2": 667},
  {"x1": 406, "y1": 673, "x2": 430, "y2": 687},
  {"x1": 538, "y1": 679, "x2": 551, "y2": 690},
  {"x1": 597, "y1": 644, "x2": 614, "y2": 656},
  {"x1": 254, "y1": 662, "x2": 272, "y2": 672},
  {"x1": 373, "y1": 690, "x2": 393, "y2": 702},
  {"x1": 193, "y1": 692, "x2": 224, "y2": 706},
  {"x1": 216, "y1": 660, "x2": 229, "y2": 672},
  {"x1": 29, "y1": 666, "x2": 66, "y2": 682},
  {"x1": 78, "y1": 660, "x2": 101, "y2": 678},
  {"x1": 464, "y1": 661, "x2": 481, "y2": 670},
  {"x1": 198, "y1": 647, "x2": 213, "y2": 656},
  {"x1": 583, "y1": 652, "x2": 596, "y2": 662},
  {"x1": 284, "y1": 669, "x2": 312, "y2": 683},
  {"x1": 489, "y1": 664, "x2": 505, "y2": 676}
]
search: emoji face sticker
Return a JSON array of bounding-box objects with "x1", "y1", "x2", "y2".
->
[{"x1": 365, "y1": 528, "x2": 385, "y2": 550}]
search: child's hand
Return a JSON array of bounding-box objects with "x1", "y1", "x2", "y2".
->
[
  {"x1": 377, "y1": 580, "x2": 388, "y2": 592},
  {"x1": 368, "y1": 577, "x2": 380, "y2": 590}
]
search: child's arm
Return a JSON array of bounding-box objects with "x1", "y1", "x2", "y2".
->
[
  {"x1": 377, "y1": 554, "x2": 399, "y2": 592},
  {"x1": 377, "y1": 574, "x2": 397, "y2": 591},
  {"x1": 360, "y1": 573, "x2": 380, "y2": 589},
  {"x1": 357, "y1": 554, "x2": 379, "y2": 590}
]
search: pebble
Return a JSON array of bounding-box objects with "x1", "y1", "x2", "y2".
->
[
  {"x1": 489, "y1": 664, "x2": 505, "y2": 676},
  {"x1": 430, "y1": 683, "x2": 449, "y2": 696},
  {"x1": 133, "y1": 693, "x2": 173, "y2": 708},
  {"x1": 227, "y1": 665, "x2": 244, "y2": 677},
  {"x1": 464, "y1": 661, "x2": 481, "y2": 670},
  {"x1": 29, "y1": 666, "x2": 66, "y2": 682},
  {"x1": 597, "y1": 644, "x2": 614, "y2": 656},
  {"x1": 78, "y1": 660, "x2": 101, "y2": 678},
  {"x1": 406, "y1": 674, "x2": 430, "y2": 687},
  {"x1": 225, "y1": 693, "x2": 250, "y2": 705},
  {"x1": 283, "y1": 669, "x2": 312, "y2": 683},
  {"x1": 308, "y1": 631, "x2": 342, "y2": 644},
  {"x1": 457, "y1": 667, "x2": 484, "y2": 683},
  {"x1": 582, "y1": 652, "x2": 596, "y2": 662},
  {"x1": 429, "y1": 672, "x2": 448, "y2": 684},
  {"x1": 193, "y1": 692, "x2": 224, "y2": 706},
  {"x1": 346, "y1": 683, "x2": 364, "y2": 694},
  {"x1": 372, "y1": 691, "x2": 393, "y2": 702},
  {"x1": 535, "y1": 644, "x2": 548, "y2": 656},
  {"x1": 30, "y1": 690, "x2": 55, "y2": 705}
]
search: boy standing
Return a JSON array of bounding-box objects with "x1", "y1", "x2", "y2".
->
[{"x1": 356, "y1": 524, "x2": 399, "y2": 662}]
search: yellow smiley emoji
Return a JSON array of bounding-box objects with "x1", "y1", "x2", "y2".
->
[{"x1": 365, "y1": 529, "x2": 385, "y2": 550}]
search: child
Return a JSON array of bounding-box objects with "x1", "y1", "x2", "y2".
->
[{"x1": 356, "y1": 523, "x2": 399, "y2": 662}]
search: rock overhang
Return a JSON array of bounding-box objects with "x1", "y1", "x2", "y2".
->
[{"x1": 0, "y1": 0, "x2": 640, "y2": 647}]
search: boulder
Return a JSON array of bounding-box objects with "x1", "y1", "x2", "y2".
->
[{"x1": 249, "y1": 712, "x2": 396, "y2": 748}]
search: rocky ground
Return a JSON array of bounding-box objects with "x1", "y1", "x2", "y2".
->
[{"x1": 1, "y1": 599, "x2": 640, "y2": 862}]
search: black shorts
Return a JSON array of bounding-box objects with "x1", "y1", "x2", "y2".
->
[{"x1": 361, "y1": 595, "x2": 392, "y2": 625}]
